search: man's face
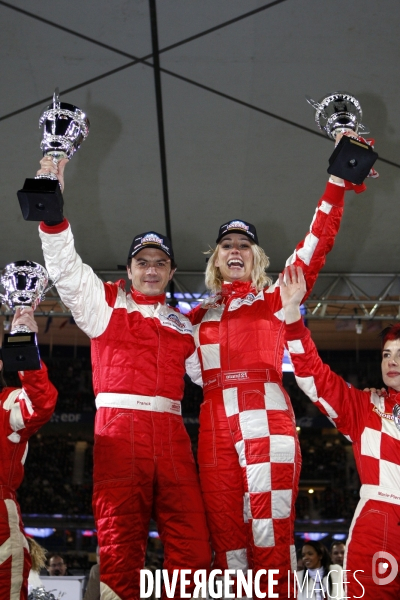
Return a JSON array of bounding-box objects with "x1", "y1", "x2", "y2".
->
[
  {"x1": 47, "y1": 556, "x2": 67, "y2": 576},
  {"x1": 331, "y1": 543, "x2": 345, "y2": 566},
  {"x1": 127, "y1": 248, "x2": 175, "y2": 296}
]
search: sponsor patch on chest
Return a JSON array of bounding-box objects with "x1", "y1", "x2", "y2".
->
[
  {"x1": 373, "y1": 405, "x2": 395, "y2": 422},
  {"x1": 228, "y1": 290, "x2": 264, "y2": 311},
  {"x1": 157, "y1": 311, "x2": 193, "y2": 334}
]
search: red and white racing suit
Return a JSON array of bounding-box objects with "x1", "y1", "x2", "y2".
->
[
  {"x1": 39, "y1": 221, "x2": 211, "y2": 600},
  {"x1": 285, "y1": 318, "x2": 400, "y2": 600},
  {"x1": 187, "y1": 181, "x2": 346, "y2": 597},
  {"x1": 0, "y1": 364, "x2": 57, "y2": 600}
]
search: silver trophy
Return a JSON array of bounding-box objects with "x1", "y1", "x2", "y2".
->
[
  {"x1": 17, "y1": 88, "x2": 90, "y2": 222},
  {"x1": 0, "y1": 261, "x2": 54, "y2": 370},
  {"x1": 306, "y1": 91, "x2": 368, "y2": 140},
  {"x1": 306, "y1": 91, "x2": 378, "y2": 184}
]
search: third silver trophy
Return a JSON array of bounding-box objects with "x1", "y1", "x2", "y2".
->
[{"x1": 306, "y1": 91, "x2": 378, "y2": 184}]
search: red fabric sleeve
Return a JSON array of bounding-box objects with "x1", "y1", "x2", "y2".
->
[
  {"x1": 39, "y1": 219, "x2": 69, "y2": 234},
  {"x1": 285, "y1": 318, "x2": 371, "y2": 442},
  {"x1": 13, "y1": 361, "x2": 58, "y2": 440}
]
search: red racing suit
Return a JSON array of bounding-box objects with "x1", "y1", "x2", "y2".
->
[
  {"x1": 39, "y1": 220, "x2": 211, "y2": 600},
  {"x1": 0, "y1": 364, "x2": 57, "y2": 600},
  {"x1": 285, "y1": 318, "x2": 400, "y2": 600},
  {"x1": 187, "y1": 181, "x2": 346, "y2": 597}
]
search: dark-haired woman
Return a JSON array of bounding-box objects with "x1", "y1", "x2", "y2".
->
[
  {"x1": 0, "y1": 307, "x2": 57, "y2": 600},
  {"x1": 282, "y1": 265, "x2": 400, "y2": 600},
  {"x1": 296, "y1": 541, "x2": 344, "y2": 599}
]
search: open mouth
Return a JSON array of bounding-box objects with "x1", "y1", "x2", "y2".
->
[{"x1": 227, "y1": 259, "x2": 244, "y2": 268}]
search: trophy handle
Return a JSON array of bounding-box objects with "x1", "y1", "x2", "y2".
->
[
  {"x1": 357, "y1": 123, "x2": 370, "y2": 136},
  {"x1": 53, "y1": 87, "x2": 60, "y2": 109},
  {"x1": 0, "y1": 293, "x2": 9, "y2": 308},
  {"x1": 42, "y1": 270, "x2": 60, "y2": 299},
  {"x1": 305, "y1": 95, "x2": 328, "y2": 119}
]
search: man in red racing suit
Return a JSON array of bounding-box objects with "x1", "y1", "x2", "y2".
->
[
  {"x1": 187, "y1": 177, "x2": 353, "y2": 597},
  {"x1": 281, "y1": 265, "x2": 400, "y2": 599},
  {"x1": 37, "y1": 157, "x2": 211, "y2": 600},
  {"x1": 0, "y1": 307, "x2": 57, "y2": 600}
]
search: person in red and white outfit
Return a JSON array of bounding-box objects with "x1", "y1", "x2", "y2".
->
[
  {"x1": 36, "y1": 159, "x2": 211, "y2": 600},
  {"x1": 0, "y1": 307, "x2": 57, "y2": 600},
  {"x1": 281, "y1": 264, "x2": 400, "y2": 599},
  {"x1": 186, "y1": 166, "x2": 364, "y2": 597}
]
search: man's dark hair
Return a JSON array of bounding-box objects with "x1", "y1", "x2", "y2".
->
[
  {"x1": 330, "y1": 541, "x2": 345, "y2": 550},
  {"x1": 46, "y1": 553, "x2": 66, "y2": 565}
]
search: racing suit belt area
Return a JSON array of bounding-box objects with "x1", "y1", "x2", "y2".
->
[
  {"x1": 95, "y1": 392, "x2": 182, "y2": 414},
  {"x1": 198, "y1": 368, "x2": 301, "y2": 595}
]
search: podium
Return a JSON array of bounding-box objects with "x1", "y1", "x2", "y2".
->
[{"x1": 39, "y1": 575, "x2": 85, "y2": 599}]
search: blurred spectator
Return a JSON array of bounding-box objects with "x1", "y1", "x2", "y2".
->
[
  {"x1": 18, "y1": 434, "x2": 93, "y2": 514},
  {"x1": 83, "y1": 546, "x2": 100, "y2": 600},
  {"x1": 296, "y1": 541, "x2": 343, "y2": 599},
  {"x1": 46, "y1": 554, "x2": 69, "y2": 576},
  {"x1": 330, "y1": 541, "x2": 346, "y2": 567}
]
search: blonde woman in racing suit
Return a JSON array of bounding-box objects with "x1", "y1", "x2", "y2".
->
[{"x1": 187, "y1": 168, "x2": 363, "y2": 597}]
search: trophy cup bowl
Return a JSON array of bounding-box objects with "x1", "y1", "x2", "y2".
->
[
  {"x1": 306, "y1": 91, "x2": 378, "y2": 184},
  {"x1": 0, "y1": 261, "x2": 51, "y2": 370},
  {"x1": 17, "y1": 88, "x2": 90, "y2": 222}
]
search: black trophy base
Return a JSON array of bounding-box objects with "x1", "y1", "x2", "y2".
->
[
  {"x1": 327, "y1": 135, "x2": 378, "y2": 185},
  {"x1": 17, "y1": 178, "x2": 64, "y2": 222},
  {"x1": 2, "y1": 332, "x2": 41, "y2": 371}
]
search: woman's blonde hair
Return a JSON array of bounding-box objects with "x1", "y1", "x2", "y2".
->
[
  {"x1": 27, "y1": 537, "x2": 47, "y2": 573},
  {"x1": 204, "y1": 242, "x2": 272, "y2": 293}
]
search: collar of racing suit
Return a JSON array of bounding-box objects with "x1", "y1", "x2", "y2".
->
[
  {"x1": 221, "y1": 280, "x2": 254, "y2": 297},
  {"x1": 386, "y1": 387, "x2": 400, "y2": 407},
  {"x1": 130, "y1": 288, "x2": 166, "y2": 305}
]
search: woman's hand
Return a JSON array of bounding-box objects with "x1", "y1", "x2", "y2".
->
[{"x1": 279, "y1": 265, "x2": 306, "y2": 324}]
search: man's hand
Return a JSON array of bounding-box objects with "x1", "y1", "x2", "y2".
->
[
  {"x1": 279, "y1": 265, "x2": 306, "y2": 325},
  {"x1": 36, "y1": 156, "x2": 69, "y2": 193},
  {"x1": 11, "y1": 307, "x2": 38, "y2": 333}
]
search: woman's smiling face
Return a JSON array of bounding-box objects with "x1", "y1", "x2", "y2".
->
[{"x1": 215, "y1": 233, "x2": 254, "y2": 283}]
